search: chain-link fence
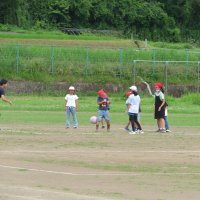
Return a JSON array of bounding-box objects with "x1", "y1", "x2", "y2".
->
[
  {"x1": 0, "y1": 44, "x2": 199, "y2": 90},
  {"x1": 132, "y1": 60, "x2": 200, "y2": 92}
]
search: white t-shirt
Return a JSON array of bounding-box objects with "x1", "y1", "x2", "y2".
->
[
  {"x1": 127, "y1": 94, "x2": 140, "y2": 114},
  {"x1": 65, "y1": 94, "x2": 78, "y2": 107},
  {"x1": 155, "y1": 91, "x2": 164, "y2": 101}
]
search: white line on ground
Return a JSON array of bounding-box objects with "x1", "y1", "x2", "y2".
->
[
  {"x1": 0, "y1": 164, "x2": 199, "y2": 176},
  {"x1": 0, "y1": 150, "x2": 200, "y2": 154},
  {"x1": 0, "y1": 129, "x2": 48, "y2": 135},
  {"x1": 1, "y1": 128, "x2": 200, "y2": 136}
]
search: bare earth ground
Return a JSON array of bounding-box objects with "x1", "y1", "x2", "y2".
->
[
  {"x1": 0, "y1": 38, "x2": 133, "y2": 47},
  {"x1": 0, "y1": 123, "x2": 200, "y2": 200}
]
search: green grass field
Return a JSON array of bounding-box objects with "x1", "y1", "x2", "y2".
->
[
  {"x1": 0, "y1": 94, "x2": 200, "y2": 200},
  {"x1": 0, "y1": 94, "x2": 199, "y2": 127}
]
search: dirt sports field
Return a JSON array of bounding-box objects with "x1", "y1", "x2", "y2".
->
[{"x1": 0, "y1": 123, "x2": 200, "y2": 200}]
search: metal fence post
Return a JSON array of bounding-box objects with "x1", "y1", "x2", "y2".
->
[
  {"x1": 119, "y1": 48, "x2": 123, "y2": 78},
  {"x1": 16, "y1": 44, "x2": 20, "y2": 73},
  {"x1": 51, "y1": 46, "x2": 55, "y2": 74},
  {"x1": 164, "y1": 61, "x2": 168, "y2": 93},
  {"x1": 133, "y1": 60, "x2": 136, "y2": 84},
  {"x1": 152, "y1": 48, "x2": 156, "y2": 76},
  {"x1": 185, "y1": 49, "x2": 189, "y2": 80},
  {"x1": 198, "y1": 61, "x2": 200, "y2": 93}
]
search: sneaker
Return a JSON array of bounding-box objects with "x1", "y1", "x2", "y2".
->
[
  {"x1": 129, "y1": 131, "x2": 136, "y2": 135},
  {"x1": 166, "y1": 129, "x2": 171, "y2": 132},
  {"x1": 139, "y1": 130, "x2": 144, "y2": 134},
  {"x1": 135, "y1": 129, "x2": 140, "y2": 134},
  {"x1": 156, "y1": 129, "x2": 160, "y2": 132},
  {"x1": 124, "y1": 127, "x2": 130, "y2": 131},
  {"x1": 73, "y1": 127, "x2": 77, "y2": 129},
  {"x1": 160, "y1": 129, "x2": 166, "y2": 133}
]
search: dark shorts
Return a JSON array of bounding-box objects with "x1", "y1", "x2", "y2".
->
[{"x1": 154, "y1": 106, "x2": 165, "y2": 119}]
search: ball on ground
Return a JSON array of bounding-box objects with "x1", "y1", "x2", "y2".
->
[{"x1": 90, "y1": 116, "x2": 97, "y2": 124}]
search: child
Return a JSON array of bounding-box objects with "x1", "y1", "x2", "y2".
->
[
  {"x1": 164, "y1": 102, "x2": 171, "y2": 132},
  {"x1": 154, "y1": 82, "x2": 166, "y2": 133},
  {"x1": 64, "y1": 86, "x2": 78, "y2": 128},
  {"x1": 100, "y1": 91, "x2": 109, "y2": 129},
  {"x1": 143, "y1": 81, "x2": 171, "y2": 133},
  {"x1": 127, "y1": 85, "x2": 144, "y2": 134},
  {"x1": 124, "y1": 91, "x2": 132, "y2": 131},
  {"x1": 0, "y1": 79, "x2": 12, "y2": 106},
  {"x1": 96, "y1": 89, "x2": 111, "y2": 132}
]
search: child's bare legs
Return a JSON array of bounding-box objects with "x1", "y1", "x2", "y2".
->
[
  {"x1": 106, "y1": 121, "x2": 110, "y2": 131},
  {"x1": 125, "y1": 120, "x2": 131, "y2": 131},
  {"x1": 101, "y1": 118, "x2": 105, "y2": 128},
  {"x1": 96, "y1": 120, "x2": 110, "y2": 131},
  {"x1": 157, "y1": 118, "x2": 165, "y2": 132},
  {"x1": 96, "y1": 121, "x2": 100, "y2": 131},
  {"x1": 127, "y1": 120, "x2": 131, "y2": 128}
]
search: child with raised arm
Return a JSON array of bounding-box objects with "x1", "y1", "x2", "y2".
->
[{"x1": 154, "y1": 82, "x2": 166, "y2": 132}]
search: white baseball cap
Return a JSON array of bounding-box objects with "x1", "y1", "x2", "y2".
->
[
  {"x1": 69, "y1": 86, "x2": 75, "y2": 90},
  {"x1": 129, "y1": 85, "x2": 137, "y2": 92}
]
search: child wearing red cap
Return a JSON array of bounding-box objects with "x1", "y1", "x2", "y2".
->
[
  {"x1": 96, "y1": 89, "x2": 111, "y2": 131},
  {"x1": 154, "y1": 82, "x2": 166, "y2": 132},
  {"x1": 100, "y1": 91, "x2": 108, "y2": 129},
  {"x1": 124, "y1": 91, "x2": 132, "y2": 131}
]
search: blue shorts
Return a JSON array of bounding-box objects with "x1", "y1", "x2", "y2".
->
[{"x1": 97, "y1": 110, "x2": 110, "y2": 122}]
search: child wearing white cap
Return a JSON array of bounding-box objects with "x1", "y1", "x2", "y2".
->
[
  {"x1": 64, "y1": 86, "x2": 79, "y2": 128},
  {"x1": 127, "y1": 85, "x2": 144, "y2": 134}
]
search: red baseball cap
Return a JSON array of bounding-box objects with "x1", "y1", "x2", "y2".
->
[
  {"x1": 98, "y1": 89, "x2": 105, "y2": 96},
  {"x1": 155, "y1": 82, "x2": 163, "y2": 89},
  {"x1": 125, "y1": 91, "x2": 132, "y2": 97}
]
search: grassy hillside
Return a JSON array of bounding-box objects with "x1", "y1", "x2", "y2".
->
[
  {"x1": 1, "y1": 28, "x2": 199, "y2": 49},
  {"x1": 0, "y1": 29, "x2": 200, "y2": 87}
]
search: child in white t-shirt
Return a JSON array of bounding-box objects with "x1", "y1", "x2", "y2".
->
[
  {"x1": 127, "y1": 85, "x2": 144, "y2": 134},
  {"x1": 64, "y1": 86, "x2": 78, "y2": 128},
  {"x1": 164, "y1": 102, "x2": 171, "y2": 132}
]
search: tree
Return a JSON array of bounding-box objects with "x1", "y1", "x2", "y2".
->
[
  {"x1": 89, "y1": 0, "x2": 116, "y2": 29},
  {"x1": 189, "y1": 0, "x2": 200, "y2": 29},
  {"x1": 69, "y1": 0, "x2": 92, "y2": 27},
  {"x1": 48, "y1": 0, "x2": 71, "y2": 27},
  {"x1": 0, "y1": 0, "x2": 18, "y2": 25}
]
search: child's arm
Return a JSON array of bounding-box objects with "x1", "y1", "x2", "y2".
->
[
  {"x1": 64, "y1": 100, "x2": 67, "y2": 111},
  {"x1": 158, "y1": 99, "x2": 165, "y2": 111},
  {"x1": 143, "y1": 81, "x2": 154, "y2": 96},
  {"x1": 1, "y1": 95, "x2": 12, "y2": 105},
  {"x1": 75, "y1": 99, "x2": 78, "y2": 111}
]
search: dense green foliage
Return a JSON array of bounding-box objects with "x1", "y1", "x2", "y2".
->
[{"x1": 0, "y1": 0, "x2": 200, "y2": 43}]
